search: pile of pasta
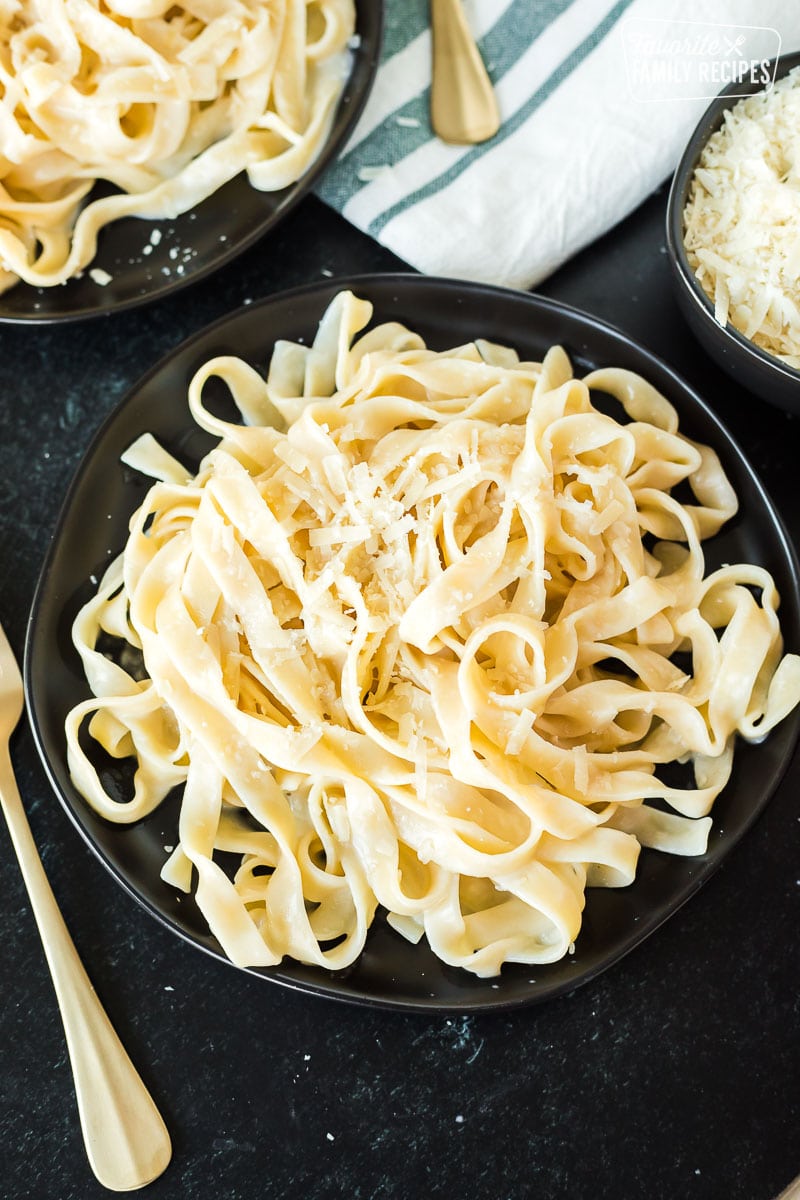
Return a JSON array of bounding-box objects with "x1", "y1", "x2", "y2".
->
[
  {"x1": 66, "y1": 292, "x2": 800, "y2": 977},
  {"x1": 0, "y1": 0, "x2": 355, "y2": 292}
]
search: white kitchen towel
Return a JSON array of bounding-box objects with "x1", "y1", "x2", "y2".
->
[{"x1": 317, "y1": 0, "x2": 800, "y2": 288}]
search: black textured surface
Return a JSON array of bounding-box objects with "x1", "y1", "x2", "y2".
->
[{"x1": 2, "y1": 187, "x2": 800, "y2": 1199}]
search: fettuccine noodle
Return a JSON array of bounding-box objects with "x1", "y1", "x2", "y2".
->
[
  {"x1": 0, "y1": 0, "x2": 355, "y2": 292},
  {"x1": 66, "y1": 292, "x2": 800, "y2": 977}
]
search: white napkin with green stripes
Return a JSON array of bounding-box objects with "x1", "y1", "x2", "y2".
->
[{"x1": 318, "y1": 0, "x2": 800, "y2": 289}]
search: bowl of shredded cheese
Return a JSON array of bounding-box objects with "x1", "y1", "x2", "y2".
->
[{"x1": 666, "y1": 51, "x2": 800, "y2": 412}]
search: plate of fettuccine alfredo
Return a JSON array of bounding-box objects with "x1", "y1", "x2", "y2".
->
[
  {"x1": 0, "y1": 1, "x2": 380, "y2": 322},
  {"x1": 24, "y1": 276, "x2": 800, "y2": 1010}
]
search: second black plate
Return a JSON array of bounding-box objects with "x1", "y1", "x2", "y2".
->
[
  {"x1": 24, "y1": 275, "x2": 800, "y2": 1010},
  {"x1": 0, "y1": 2, "x2": 382, "y2": 324}
]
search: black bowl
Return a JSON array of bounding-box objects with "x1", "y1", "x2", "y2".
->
[
  {"x1": 666, "y1": 50, "x2": 800, "y2": 413},
  {"x1": 24, "y1": 275, "x2": 800, "y2": 1011},
  {"x1": 0, "y1": 2, "x2": 382, "y2": 324}
]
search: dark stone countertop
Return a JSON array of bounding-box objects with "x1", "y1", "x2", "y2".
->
[{"x1": 1, "y1": 186, "x2": 799, "y2": 1200}]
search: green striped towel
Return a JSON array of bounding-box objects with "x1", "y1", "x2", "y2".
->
[{"x1": 319, "y1": 0, "x2": 800, "y2": 288}]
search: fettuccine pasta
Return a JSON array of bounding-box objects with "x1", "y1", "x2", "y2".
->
[
  {"x1": 0, "y1": 0, "x2": 355, "y2": 292},
  {"x1": 66, "y1": 292, "x2": 800, "y2": 977}
]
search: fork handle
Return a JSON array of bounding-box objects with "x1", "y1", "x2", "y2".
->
[
  {"x1": 430, "y1": 0, "x2": 500, "y2": 144},
  {"x1": 0, "y1": 745, "x2": 171, "y2": 1191}
]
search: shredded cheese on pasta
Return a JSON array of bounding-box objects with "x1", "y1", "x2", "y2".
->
[
  {"x1": 66, "y1": 291, "x2": 800, "y2": 977},
  {"x1": 0, "y1": 0, "x2": 355, "y2": 292}
]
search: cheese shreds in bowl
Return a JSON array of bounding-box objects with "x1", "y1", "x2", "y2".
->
[{"x1": 683, "y1": 67, "x2": 800, "y2": 369}]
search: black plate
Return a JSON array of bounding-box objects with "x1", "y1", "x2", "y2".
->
[
  {"x1": 24, "y1": 275, "x2": 800, "y2": 1011},
  {"x1": 0, "y1": 3, "x2": 382, "y2": 325}
]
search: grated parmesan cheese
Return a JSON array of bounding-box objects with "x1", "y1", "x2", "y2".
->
[
  {"x1": 505, "y1": 708, "x2": 535, "y2": 756},
  {"x1": 683, "y1": 67, "x2": 800, "y2": 367}
]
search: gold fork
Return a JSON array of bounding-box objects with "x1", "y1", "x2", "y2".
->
[
  {"x1": 0, "y1": 618, "x2": 171, "y2": 1191},
  {"x1": 430, "y1": 0, "x2": 500, "y2": 144}
]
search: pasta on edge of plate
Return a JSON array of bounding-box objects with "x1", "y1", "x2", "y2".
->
[
  {"x1": 0, "y1": 0, "x2": 355, "y2": 292},
  {"x1": 65, "y1": 291, "x2": 800, "y2": 978}
]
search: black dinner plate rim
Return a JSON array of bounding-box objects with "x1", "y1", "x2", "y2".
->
[
  {"x1": 24, "y1": 273, "x2": 800, "y2": 1012},
  {"x1": 0, "y1": 1, "x2": 383, "y2": 326}
]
